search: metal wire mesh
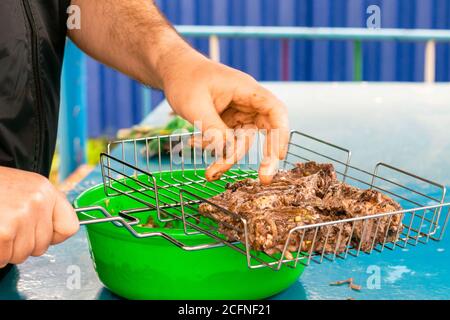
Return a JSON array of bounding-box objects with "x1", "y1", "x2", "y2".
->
[{"x1": 75, "y1": 131, "x2": 449, "y2": 270}]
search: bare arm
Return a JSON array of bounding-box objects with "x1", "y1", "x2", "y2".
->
[
  {"x1": 68, "y1": 0, "x2": 290, "y2": 184},
  {"x1": 68, "y1": 0, "x2": 195, "y2": 90}
]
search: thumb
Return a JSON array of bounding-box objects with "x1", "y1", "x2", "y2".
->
[{"x1": 51, "y1": 192, "x2": 79, "y2": 245}]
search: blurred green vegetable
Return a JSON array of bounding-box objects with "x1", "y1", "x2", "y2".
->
[{"x1": 116, "y1": 115, "x2": 194, "y2": 157}]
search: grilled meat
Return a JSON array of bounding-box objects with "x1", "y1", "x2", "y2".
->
[{"x1": 199, "y1": 162, "x2": 403, "y2": 258}]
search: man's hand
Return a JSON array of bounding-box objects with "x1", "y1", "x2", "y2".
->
[
  {"x1": 0, "y1": 167, "x2": 79, "y2": 267},
  {"x1": 69, "y1": 0, "x2": 289, "y2": 183},
  {"x1": 162, "y1": 55, "x2": 289, "y2": 184}
]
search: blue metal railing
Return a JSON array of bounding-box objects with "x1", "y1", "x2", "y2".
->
[{"x1": 177, "y1": 25, "x2": 450, "y2": 41}]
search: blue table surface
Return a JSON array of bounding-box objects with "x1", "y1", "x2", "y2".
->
[{"x1": 1, "y1": 82, "x2": 450, "y2": 300}]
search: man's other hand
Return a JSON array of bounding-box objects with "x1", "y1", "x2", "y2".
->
[{"x1": 0, "y1": 167, "x2": 79, "y2": 267}]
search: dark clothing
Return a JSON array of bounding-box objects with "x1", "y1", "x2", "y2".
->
[
  {"x1": 0, "y1": 264, "x2": 12, "y2": 280},
  {"x1": 0, "y1": 0, "x2": 70, "y2": 177},
  {"x1": 0, "y1": 1, "x2": 71, "y2": 278}
]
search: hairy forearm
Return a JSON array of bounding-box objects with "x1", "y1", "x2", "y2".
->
[{"x1": 68, "y1": 0, "x2": 201, "y2": 89}]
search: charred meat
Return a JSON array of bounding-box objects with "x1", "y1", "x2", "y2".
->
[{"x1": 198, "y1": 162, "x2": 403, "y2": 258}]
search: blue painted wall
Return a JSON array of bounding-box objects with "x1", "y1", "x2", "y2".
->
[{"x1": 85, "y1": 0, "x2": 450, "y2": 138}]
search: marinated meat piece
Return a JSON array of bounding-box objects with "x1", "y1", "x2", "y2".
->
[
  {"x1": 199, "y1": 162, "x2": 403, "y2": 258},
  {"x1": 322, "y1": 183, "x2": 403, "y2": 251}
]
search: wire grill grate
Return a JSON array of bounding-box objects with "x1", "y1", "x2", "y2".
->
[{"x1": 75, "y1": 131, "x2": 449, "y2": 270}]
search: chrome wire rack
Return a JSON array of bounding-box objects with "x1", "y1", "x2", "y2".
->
[{"x1": 75, "y1": 131, "x2": 450, "y2": 270}]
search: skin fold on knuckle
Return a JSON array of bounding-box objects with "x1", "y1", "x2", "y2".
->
[
  {"x1": 0, "y1": 227, "x2": 14, "y2": 248},
  {"x1": 9, "y1": 236, "x2": 34, "y2": 265},
  {"x1": 1, "y1": 215, "x2": 32, "y2": 265},
  {"x1": 31, "y1": 246, "x2": 49, "y2": 258},
  {"x1": 28, "y1": 189, "x2": 53, "y2": 225},
  {"x1": 10, "y1": 252, "x2": 31, "y2": 265},
  {"x1": 32, "y1": 224, "x2": 53, "y2": 257}
]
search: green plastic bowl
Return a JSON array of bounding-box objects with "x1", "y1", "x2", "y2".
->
[{"x1": 73, "y1": 170, "x2": 305, "y2": 300}]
